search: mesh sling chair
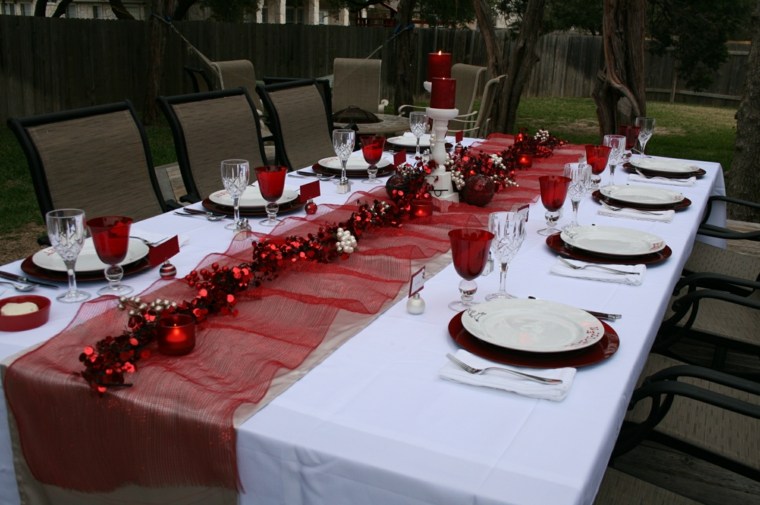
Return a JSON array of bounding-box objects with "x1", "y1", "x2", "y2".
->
[
  {"x1": 7, "y1": 101, "x2": 167, "y2": 222},
  {"x1": 256, "y1": 79, "x2": 335, "y2": 172},
  {"x1": 332, "y1": 57, "x2": 384, "y2": 113},
  {"x1": 157, "y1": 88, "x2": 268, "y2": 203},
  {"x1": 449, "y1": 74, "x2": 506, "y2": 139}
]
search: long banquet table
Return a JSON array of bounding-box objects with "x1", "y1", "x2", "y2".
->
[{"x1": 0, "y1": 138, "x2": 725, "y2": 505}]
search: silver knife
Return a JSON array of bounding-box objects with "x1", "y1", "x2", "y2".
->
[{"x1": 0, "y1": 271, "x2": 60, "y2": 289}]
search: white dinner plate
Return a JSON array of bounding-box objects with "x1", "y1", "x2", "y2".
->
[
  {"x1": 599, "y1": 185, "x2": 684, "y2": 205},
  {"x1": 630, "y1": 157, "x2": 701, "y2": 174},
  {"x1": 317, "y1": 153, "x2": 391, "y2": 171},
  {"x1": 32, "y1": 238, "x2": 149, "y2": 273},
  {"x1": 561, "y1": 225, "x2": 666, "y2": 257},
  {"x1": 461, "y1": 299, "x2": 605, "y2": 353},
  {"x1": 387, "y1": 133, "x2": 432, "y2": 148},
  {"x1": 209, "y1": 186, "x2": 299, "y2": 208}
]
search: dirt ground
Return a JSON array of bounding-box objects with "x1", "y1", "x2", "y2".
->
[{"x1": 0, "y1": 223, "x2": 46, "y2": 265}]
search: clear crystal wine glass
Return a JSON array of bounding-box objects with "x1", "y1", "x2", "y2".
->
[
  {"x1": 332, "y1": 128, "x2": 355, "y2": 192},
  {"x1": 409, "y1": 111, "x2": 427, "y2": 157},
  {"x1": 46, "y1": 208, "x2": 91, "y2": 303},
  {"x1": 87, "y1": 215, "x2": 133, "y2": 296},
  {"x1": 635, "y1": 116, "x2": 656, "y2": 156},
  {"x1": 486, "y1": 211, "x2": 526, "y2": 300},
  {"x1": 562, "y1": 162, "x2": 592, "y2": 230},
  {"x1": 602, "y1": 134, "x2": 626, "y2": 186},
  {"x1": 220, "y1": 159, "x2": 250, "y2": 231}
]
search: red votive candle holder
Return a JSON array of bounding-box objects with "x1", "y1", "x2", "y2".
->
[
  {"x1": 158, "y1": 313, "x2": 196, "y2": 356},
  {"x1": 518, "y1": 154, "x2": 533, "y2": 168},
  {"x1": 430, "y1": 77, "x2": 456, "y2": 109},
  {"x1": 427, "y1": 51, "x2": 452, "y2": 81},
  {"x1": 411, "y1": 199, "x2": 434, "y2": 220}
]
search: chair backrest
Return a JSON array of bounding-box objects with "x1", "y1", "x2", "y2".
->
[
  {"x1": 184, "y1": 66, "x2": 213, "y2": 93},
  {"x1": 7, "y1": 101, "x2": 166, "y2": 222},
  {"x1": 473, "y1": 74, "x2": 506, "y2": 138},
  {"x1": 332, "y1": 57, "x2": 382, "y2": 113},
  {"x1": 157, "y1": 88, "x2": 267, "y2": 202},
  {"x1": 257, "y1": 79, "x2": 335, "y2": 172},
  {"x1": 451, "y1": 63, "x2": 486, "y2": 115},
  {"x1": 208, "y1": 59, "x2": 264, "y2": 113}
]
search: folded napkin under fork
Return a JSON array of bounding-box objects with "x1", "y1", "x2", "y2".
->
[
  {"x1": 550, "y1": 257, "x2": 645, "y2": 286},
  {"x1": 597, "y1": 205, "x2": 675, "y2": 223},
  {"x1": 439, "y1": 350, "x2": 576, "y2": 401},
  {"x1": 627, "y1": 173, "x2": 696, "y2": 187}
]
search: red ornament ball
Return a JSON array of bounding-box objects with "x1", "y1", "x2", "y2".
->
[
  {"x1": 461, "y1": 174, "x2": 495, "y2": 207},
  {"x1": 305, "y1": 201, "x2": 318, "y2": 215}
]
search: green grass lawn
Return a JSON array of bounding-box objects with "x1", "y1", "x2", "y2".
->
[{"x1": 0, "y1": 98, "x2": 738, "y2": 235}]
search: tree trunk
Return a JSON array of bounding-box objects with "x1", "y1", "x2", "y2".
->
[
  {"x1": 472, "y1": 0, "x2": 503, "y2": 79},
  {"x1": 592, "y1": 0, "x2": 647, "y2": 139},
  {"x1": 34, "y1": 0, "x2": 47, "y2": 16},
  {"x1": 173, "y1": 0, "x2": 197, "y2": 20},
  {"x1": 143, "y1": 0, "x2": 175, "y2": 125},
  {"x1": 51, "y1": 0, "x2": 74, "y2": 18},
  {"x1": 494, "y1": 0, "x2": 545, "y2": 133},
  {"x1": 727, "y1": 0, "x2": 760, "y2": 221},
  {"x1": 392, "y1": 0, "x2": 418, "y2": 112},
  {"x1": 109, "y1": 0, "x2": 136, "y2": 20}
]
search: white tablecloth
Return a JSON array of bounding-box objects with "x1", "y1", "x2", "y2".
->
[{"x1": 0, "y1": 150, "x2": 725, "y2": 505}]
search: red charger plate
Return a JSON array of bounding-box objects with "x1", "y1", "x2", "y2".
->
[{"x1": 546, "y1": 233, "x2": 672, "y2": 265}]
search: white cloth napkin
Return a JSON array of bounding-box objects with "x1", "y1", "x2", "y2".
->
[
  {"x1": 597, "y1": 206, "x2": 675, "y2": 223},
  {"x1": 627, "y1": 173, "x2": 696, "y2": 187},
  {"x1": 439, "y1": 350, "x2": 576, "y2": 401},
  {"x1": 550, "y1": 257, "x2": 645, "y2": 285}
]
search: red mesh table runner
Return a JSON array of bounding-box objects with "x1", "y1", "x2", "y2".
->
[{"x1": 4, "y1": 186, "x2": 539, "y2": 493}]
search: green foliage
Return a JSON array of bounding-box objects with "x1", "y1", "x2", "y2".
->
[
  {"x1": 647, "y1": 0, "x2": 752, "y2": 90},
  {"x1": 199, "y1": 0, "x2": 259, "y2": 22},
  {"x1": 418, "y1": 0, "x2": 475, "y2": 26},
  {"x1": 544, "y1": 0, "x2": 602, "y2": 35}
]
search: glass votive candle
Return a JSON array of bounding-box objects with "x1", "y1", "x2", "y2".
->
[
  {"x1": 518, "y1": 154, "x2": 533, "y2": 168},
  {"x1": 157, "y1": 313, "x2": 196, "y2": 356},
  {"x1": 410, "y1": 199, "x2": 434, "y2": 220}
]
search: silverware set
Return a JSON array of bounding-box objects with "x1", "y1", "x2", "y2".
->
[{"x1": 446, "y1": 353, "x2": 563, "y2": 385}]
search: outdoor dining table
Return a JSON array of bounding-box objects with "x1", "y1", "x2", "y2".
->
[{"x1": 0, "y1": 136, "x2": 726, "y2": 505}]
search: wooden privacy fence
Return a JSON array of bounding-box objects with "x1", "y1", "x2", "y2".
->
[{"x1": 0, "y1": 15, "x2": 748, "y2": 124}]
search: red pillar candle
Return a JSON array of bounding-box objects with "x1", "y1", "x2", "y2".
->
[
  {"x1": 158, "y1": 313, "x2": 196, "y2": 356},
  {"x1": 518, "y1": 154, "x2": 533, "y2": 168},
  {"x1": 427, "y1": 51, "x2": 452, "y2": 81},
  {"x1": 430, "y1": 77, "x2": 456, "y2": 109},
  {"x1": 410, "y1": 199, "x2": 433, "y2": 219}
]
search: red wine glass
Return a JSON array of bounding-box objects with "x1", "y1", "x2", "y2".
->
[
  {"x1": 584, "y1": 144, "x2": 611, "y2": 188},
  {"x1": 361, "y1": 135, "x2": 386, "y2": 184},
  {"x1": 448, "y1": 228, "x2": 494, "y2": 311},
  {"x1": 255, "y1": 165, "x2": 287, "y2": 227},
  {"x1": 537, "y1": 175, "x2": 571, "y2": 236},
  {"x1": 87, "y1": 215, "x2": 133, "y2": 296}
]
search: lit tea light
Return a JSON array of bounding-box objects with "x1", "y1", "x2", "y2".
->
[
  {"x1": 518, "y1": 154, "x2": 533, "y2": 168},
  {"x1": 158, "y1": 314, "x2": 196, "y2": 356},
  {"x1": 411, "y1": 199, "x2": 433, "y2": 220}
]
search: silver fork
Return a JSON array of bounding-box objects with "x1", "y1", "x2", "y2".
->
[
  {"x1": 446, "y1": 353, "x2": 563, "y2": 385},
  {"x1": 558, "y1": 256, "x2": 632, "y2": 275}
]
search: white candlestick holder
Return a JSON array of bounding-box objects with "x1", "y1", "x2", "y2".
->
[{"x1": 425, "y1": 107, "x2": 459, "y2": 202}]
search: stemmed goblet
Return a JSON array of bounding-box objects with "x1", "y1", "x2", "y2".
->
[
  {"x1": 360, "y1": 135, "x2": 386, "y2": 184},
  {"x1": 537, "y1": 175, "x2": 571, "y2": 236},
  {"x1": 87, "y1": 216, "x2": 134, "y2": 296},
  {"x1": 448, "y1": 228, "x2": 494, "y2": 311},
  {"x1": 562, "y1": 162, "x2": 592, "y2": 230},
  {"x1": 584, "y1": 144, "x2": 611, "y2": 188},
  {"x1": 409, "y1": 111, "x2": 427, "y2": 157},
  {"x1": 602, "y1": 134, "x2": 626, "y2": 186},
  {"x1": 635, "y1": 116, "x2": 656, "y2": 156},
  {"x1": 485, "y1": 211, "x2": 526, "y2": 301},
  {"x1": 220, "y1": 159, "x2": 250, "y2": 231},
  {"x1": 46, "y1": 208, "x2": 90, "y2": 303},
  {"x1": 333, "y1": 128, "x2": 355, "y2": 194},
  {"x1": 617, "y1": 125, "x2": 640, "y2": 153},
  {"x1": 254, "y1": 165, "x2": 287, "y2": 227}
]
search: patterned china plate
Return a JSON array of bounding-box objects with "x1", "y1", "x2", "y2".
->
[
  {"x1": 560, "y1": 225, "x2": 666, "y2": 257},
  {"x1": 461, "y1": 299, "x2": 605, "y2": 353},
  {"x1": 599, "y1": 185, "x2": 684, "y2": 206},
  {"x1": 317, "y1": 153, "x2": 392, "y2": 171},
  {"x1": 31, "y1": 238, "x2": 149, "y2": 273},
  {"x1": 209, "y1": 186, "x2": 299, "y2": 208},
  {"x1": 629, "y1": 157, "x2": 701, "y2": 174}
]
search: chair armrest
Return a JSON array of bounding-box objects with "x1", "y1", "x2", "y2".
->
[
  {"x1": 699, "y1": 195, "x2": 760, "y2": 241},
  {"x1": 179, "y1": 193, "x2": 200, "y2": 204},
  {"x1": 675, "y1": 272, "x2": 760, "y2": 296},
  {"x1": 397, "y1": 104, "x2": 425, "y2": 116}
]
